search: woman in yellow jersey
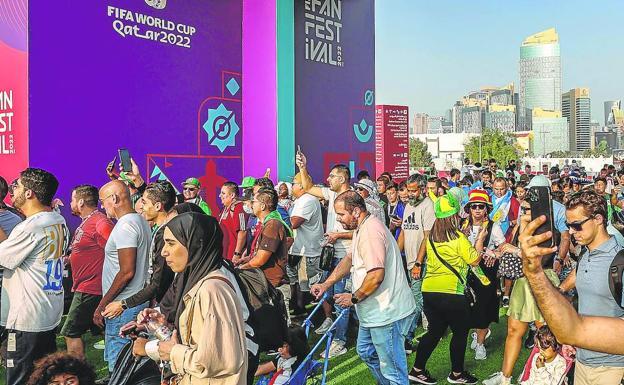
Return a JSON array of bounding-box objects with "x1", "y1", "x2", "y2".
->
[{"x1": 409, "y1": 193, "x2": 487, "y2": 385}]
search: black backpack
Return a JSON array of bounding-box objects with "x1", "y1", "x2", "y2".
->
[
  {"x1": 231, "y1": 266, "x2": 288, "y2": 352},
  {"x1": 609, "y1": 250, "x2": 624, "y2": 309}
]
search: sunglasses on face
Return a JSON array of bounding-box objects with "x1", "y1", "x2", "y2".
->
[
  {"x1": 566, "y1": 216, "x2": 593, "y2": 231},
  {"x1": 470, "y1": 204, "x2": 486, "y2": 210},
  {"x1": 184, "y1": 187, "x2": 197, "y2": 192}
]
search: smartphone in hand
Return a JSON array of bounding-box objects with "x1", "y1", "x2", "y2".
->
[
  {"x1": 118, "y1": 148, "x2": 132, "y2": 172},
  {"x1": 527, "y1": 186, "x2": 555, "y2": 248}
]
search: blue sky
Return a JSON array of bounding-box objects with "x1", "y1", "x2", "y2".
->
[{"x1": 375, "y1": 0, "x2": 623, "y2": 124}]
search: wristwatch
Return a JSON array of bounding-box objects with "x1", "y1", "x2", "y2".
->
[
  {"x1": 234, "y1": 251, "x2": 242, "y2": 257},
  {"x1": 121, "y1": 300, "x2": 128, "y2": 310},
  {"x1": 351, "y1": 294, "x2": 360, "y2": 304},
  {"x1": 414, "y1": 262, "x2": 422, "y2": 268}
]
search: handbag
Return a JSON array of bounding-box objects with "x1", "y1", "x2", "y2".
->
[
  {"x1": 319, "y1": 243, "x2": 335, "y2": 272},
  {"x1": 428, "y1": 236, "x2": 477, "y2": 308}
]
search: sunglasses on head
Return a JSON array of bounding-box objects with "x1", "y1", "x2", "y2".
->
[
  {"x1": 470, "y1": 204, "x2": 486, "y2": 210},
  {"x1": 566, "y1": 216, "x2": 593, "y2": 231}
]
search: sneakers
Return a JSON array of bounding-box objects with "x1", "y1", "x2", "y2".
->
[
  {"x1": 475, "y1": 344, "x2": 487, "y2": 360},
  {"x1": 320, "y1": 340, "x2": 347, "y2": 359},
  {"x1": 405, "y1": 339, "x2": 417, "y2": 354},
  {"x1": 524, "y1": 328, "x2": 536, "y2": 349},
  {"x1": 315, "y1": 317, "x2": 333, "y2": 335},
  {"x1": 93, "y1": 339, "x2": 105, "y2": 350},
  {"x1": 408, "y1": 368, "x2": 437, "y2": 384},
  {"x1": 482, "y1": 372, "x2": 512, "y2": 385},
  {"x1": 502, "y1": 296, "x2": 510, "y2": 308},
  {"x1": 470, "y1": 329, "x2": 492, "y2": 350},
  {"x1": 447, "y1": 371, "x2": 478, "y2": 384}
]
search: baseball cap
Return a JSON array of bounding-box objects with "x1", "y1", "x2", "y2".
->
[
  {"x1": 239, "y1": 176, "x2": 256, "y2": 189},
  {"x1": 182, "y1": 177, "x2": 201, "y2": 188}
]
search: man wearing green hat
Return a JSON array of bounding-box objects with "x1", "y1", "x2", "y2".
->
[{"x1": 181, "y1": 177, "x2": 211, "y2": 215}]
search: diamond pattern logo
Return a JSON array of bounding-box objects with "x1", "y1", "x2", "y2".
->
[
  {"x1": 203, "y1": 103, "x2": 240, "y2": 152},
  {"x1": 354, "y1": 118, "x2": 373, "y2": 142},
  {"x1": 226, "y1": 78, "x2": 240, "y2": 96}
]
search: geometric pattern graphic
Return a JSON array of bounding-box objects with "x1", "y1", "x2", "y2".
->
[
  {"x1": 203, "y1": 103, "x2": 240, "y2": 152},
  {"x1": 353, "y1": 118, "x2": 373, "y2": 143},
  {"x1": 226, "y1": 77, "x2": 240, "y2": 96}
]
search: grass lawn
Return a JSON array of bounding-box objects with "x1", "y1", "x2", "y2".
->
[{"x1": 1, "y1": 310, "x2": 531, "y2": 385}]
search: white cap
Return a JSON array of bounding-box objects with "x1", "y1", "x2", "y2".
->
[{"x1": 527, "y1": 174, "x2": 550, "y2": 188}]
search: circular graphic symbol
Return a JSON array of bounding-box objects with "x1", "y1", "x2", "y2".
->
[{"x1": 364, "y1": 90, "x2": 374, "y2": 106}]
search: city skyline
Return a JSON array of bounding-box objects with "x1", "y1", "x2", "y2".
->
[{"x1": 375, "y1": 0, "x2": 622, "y2": 124}]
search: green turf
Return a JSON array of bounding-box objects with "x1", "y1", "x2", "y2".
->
[{"x1": 1, "y1": 313, "x2": 530, "y2": 385}]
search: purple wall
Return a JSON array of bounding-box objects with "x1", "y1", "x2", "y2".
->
[
  {"x1": 294, "y1": 0, "x2": 375, "y2": 182},
  {"x1": 29, "y1": 1, "x2": 243, "y2": 223}
]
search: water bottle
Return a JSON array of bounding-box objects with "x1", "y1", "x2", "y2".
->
[{"x1": 146, "y1": 319, "x2": 172, "y2": 341}]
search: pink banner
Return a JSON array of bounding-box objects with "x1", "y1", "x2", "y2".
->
[{"x1": 375, "y1": 105, "x2": 409, "y2": 181}]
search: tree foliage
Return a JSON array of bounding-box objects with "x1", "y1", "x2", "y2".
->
[
  {"x1": 464, "y1": 128, "x2": 522, "y2": 165},
  {"x1": 409, "y1": 138, "x2": 433, "y2": 168},
  {"x1": 583, "y1": 140, "x2": 611, "y2": 157}
]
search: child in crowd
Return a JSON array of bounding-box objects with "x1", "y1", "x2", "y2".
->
[
  {"x1": 520, "y1": 326, "x2": 567, "y2": 385},
  {"x1": 256, "y1": 327, "x2": 310, "y2": 385}
]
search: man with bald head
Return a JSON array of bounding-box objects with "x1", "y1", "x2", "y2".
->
[
  {"x1": 287, "y1": 173, "x2": 325, "y2": 314},
  {"x1": 96, "y1": 180, "x2": 151, "y2": 378}
]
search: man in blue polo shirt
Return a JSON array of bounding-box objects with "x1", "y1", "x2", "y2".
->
[{"x1": 559, "y1": 190, "x2": 624, "y2": 384}]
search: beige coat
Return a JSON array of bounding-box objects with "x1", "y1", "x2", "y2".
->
[{"x1": 169, "y1": 271, "x2": 248, "y2": 385}]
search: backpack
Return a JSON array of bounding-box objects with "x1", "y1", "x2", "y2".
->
[
  {"x1": 609, "y1": 250, "x2": 624, "y2": 309},
  {"x1": 231, "y1": 266, "x2": 288, "y2": 351}
]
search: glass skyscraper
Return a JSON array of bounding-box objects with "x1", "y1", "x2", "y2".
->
[{"x1": 518, "y1": 28, "x2": 562, "y2": 131}]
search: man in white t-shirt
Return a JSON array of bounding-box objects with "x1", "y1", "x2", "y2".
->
[
  {"x1": 287, "y1": 173, "x2": 324, "y2": 314},
  {"x1": 311, "y1": 191, "x2": 416, "y2": 384},
  {"x1": 97, "y1": 180, "x2": 151, "y2": 375},
  {"x1": 0, "y1": 168, "x2": 69, "y2": 385},
  {"x1": 296, "y1": 151, "x2": 352, "y2": 358},
  {"x1": 398, "y1": 174, "x2": 435, "y2": 350}
]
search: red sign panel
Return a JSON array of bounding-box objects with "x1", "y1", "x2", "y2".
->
[{"x1": 375, "y1": 105, "x2": 409, "y2": 181}]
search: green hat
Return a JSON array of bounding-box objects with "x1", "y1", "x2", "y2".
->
[
  {"x1": 431, "y1": 191, "x2": 460, "y2": 219},
  {"x1": 239, "y1": 176, "x2": 256, "y2": 188},
  {"x1": 182, "y1": 177, "x2": 201, "y2": 188}
]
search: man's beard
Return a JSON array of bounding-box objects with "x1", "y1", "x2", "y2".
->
[
  {"x1": 12, "y1": 191, "x2": 26, "y2": 210},
  {"x1": 341, "y1": 218, "x2": 358, "y2": 231},
  {"x1": 409, "y1": 195, "x2": 424, "y2": 207}
]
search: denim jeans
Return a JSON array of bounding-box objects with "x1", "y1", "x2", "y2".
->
[
  {"x1": 407, "y1": 275, "x2": 424, "y2": 340},
  {"x1": 324, "y1": 256, "x2": 350, "y2": 343},
  {"x1": 104, "y1": 302, "x2": 148, "y2": 372},
  {"x1": 356, "y1": 313, "x2": 415, "y2": 385}
]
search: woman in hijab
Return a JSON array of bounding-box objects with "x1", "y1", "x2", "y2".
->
[{"x1": 143, "y1": 213, "x2": 247, "y2": 385}]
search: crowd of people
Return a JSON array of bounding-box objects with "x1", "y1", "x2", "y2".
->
[{"x1": 2, "y1": 153, "x2": 624, "y2": 385}]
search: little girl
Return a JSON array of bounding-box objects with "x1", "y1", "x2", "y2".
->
[
  {"x1": 255, "y1": 327, "x2": 310, "y2": 385},
  {"x1": 520, "y1": 326, "x2": 567, "y2": 385}
]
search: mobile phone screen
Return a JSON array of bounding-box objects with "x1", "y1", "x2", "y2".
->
[{"x1": 118, "y1": 148, "x2": 132, "y2": 172}]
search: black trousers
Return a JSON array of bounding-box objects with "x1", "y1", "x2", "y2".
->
[
  {"x1": 247, "y1": 350, "x2": 260, "y2": 385},
  {"x1": 2, "y1": 329, "x2": 57, "y2": 385},
  {"x1": 413, "y1": 292, "x2": 470, "y2": 373}
]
